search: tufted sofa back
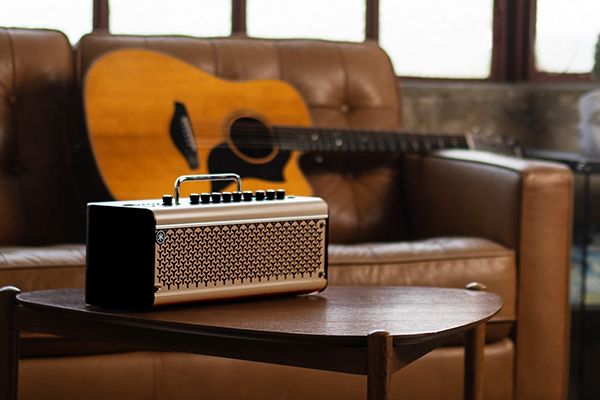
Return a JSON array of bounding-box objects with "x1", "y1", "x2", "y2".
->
[
  {"x1": 0, "y1": 28, "x2": 81, "y2": 245},
  {"x1": 75, "y1": 34, "x2": 406, "y2": 244}
]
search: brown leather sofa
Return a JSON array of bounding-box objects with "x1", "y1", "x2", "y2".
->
[{"x1": 0, "y1": 27, "x2": 572, "y2": 399}]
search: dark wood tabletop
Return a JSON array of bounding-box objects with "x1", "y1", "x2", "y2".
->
[{"x1": 16, "y1": 286, "x2": 501, "y2": 345}]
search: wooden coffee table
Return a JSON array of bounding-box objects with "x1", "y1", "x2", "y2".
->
[{"x1": 0, "y1": 286, "x2": 501, "y2": 400}]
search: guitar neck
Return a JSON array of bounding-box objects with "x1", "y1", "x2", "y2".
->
[{"x1": 274, "y1": 126, "x2": 472, "y2": 153}]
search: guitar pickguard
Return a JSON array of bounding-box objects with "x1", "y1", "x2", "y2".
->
[
  {"x1": 170, "y1": 102, "x2": 199, "y2": 170},
  {"x1": 208, "y1": 143, "x2": 290, "y2": 192}
]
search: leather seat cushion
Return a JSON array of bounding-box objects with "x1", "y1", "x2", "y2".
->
[
  {"x1": 0, "y1": 244, "x2": 85, "y2": 291},
  {"x1": 19, "y1": 339, "x2": 513, "y2": 400}
]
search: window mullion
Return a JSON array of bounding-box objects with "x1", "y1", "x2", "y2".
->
[
  {"x1": 366, "y1": 0, "x2": 378, "y2": 40},
  {"x1": 93, "y1": 0, "x2": 109, "y2": 31},
  {"x1": 232, "y1": 0, "x2": 246, "y2": 35}
]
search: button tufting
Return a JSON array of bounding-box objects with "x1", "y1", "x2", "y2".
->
[
  {"x1": 465, "y1": 282, "x2": 487, "y2": 291},
  {"x1": 340, "y1": 104, "x2": 350, "y2": 114},
  {"x1": 8, "y1": 94, "x2": 17, "y2": 105}
]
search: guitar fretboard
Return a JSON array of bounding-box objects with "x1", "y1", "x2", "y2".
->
[{"x1": 274, "y1": 126, "x2": 471, "y2": 153}]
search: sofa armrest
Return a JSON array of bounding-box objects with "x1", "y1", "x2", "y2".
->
[{"x1": 404, "y1": 149, "x2": 573, "y2": 400}]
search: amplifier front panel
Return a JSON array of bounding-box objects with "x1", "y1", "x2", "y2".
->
[{"x1": 153, "y1": 218, "x2": 327, "y2": 304}]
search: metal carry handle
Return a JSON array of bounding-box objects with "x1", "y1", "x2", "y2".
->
[{"x1": 173, "y1": 173, "x2": 242, "y2": 204}]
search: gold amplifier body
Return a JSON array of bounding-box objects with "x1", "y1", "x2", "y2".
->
[{"x1": 85, "y1": 184, "x2": 328, "y2": 309}]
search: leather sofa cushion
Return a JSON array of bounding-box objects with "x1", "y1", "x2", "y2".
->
[
  {"x1": 0, "y1": 245, "x2": 85, "y2": 291},
  {"x1": 19, "y1": 339, "x2": 513, "y2": 400},
  {"x1": 19, "y1": 352, "x2": 160, "y2": 400},
  {"x1": 158, "y1": 339, "x2": 513, "y2": 400}
]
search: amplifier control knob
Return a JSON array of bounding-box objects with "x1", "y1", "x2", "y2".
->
[
  {"x1": 232, "y1": 191, "x2": 243, "y2": 202},
  {"x1": 222, "y1": 192, "x2": 232, "y2": 202},
  {"x1": 243, "y1": 191, "x2": 254, "y2": 201},
  {"x1": 276, "y1": 189, "x2": 286, "y2": 200},
  {"x1": 189, "y1": 193, "x2": 200, "y2": 205},
  {"x1": 211, "y1": 192, "x2": 222, "y2": 203},
  {"x1": 162, "y1": 194, "x2": 173, "y2": 206},
  {"x1": 266, "y1": 189, "x2": 276, "y2": 200},
  {"x1": 200, "y1": 193, "x2": 211, "y2": 204},
  {"x1": 255, "y1": 190, "x2": 266, "y2": 201}
]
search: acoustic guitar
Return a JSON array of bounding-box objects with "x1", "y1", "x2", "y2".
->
[{"x1": 83, "y1": 49, "x2": 520, "y2": 200}]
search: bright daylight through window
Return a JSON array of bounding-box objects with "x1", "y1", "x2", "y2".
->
[
  {"x1": 0, "y1": 0, "x2": 92, "y2": 43},
  {"x1": 247, "y1": 0, "x2": 365, "y2": 42},
  {"x1": 379, "y1": 0, "x2": 494, "y2": 79},
  {"x1": 109, "y1": 0, "x2": 230, "y2": 37},
  {"x1": 536, "y1": 0, "x2": 600, "y2": 74}
]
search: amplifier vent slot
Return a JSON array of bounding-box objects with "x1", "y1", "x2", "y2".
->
[{"x1": 155, "y1": 219, "x2": 326, "y2": 291}]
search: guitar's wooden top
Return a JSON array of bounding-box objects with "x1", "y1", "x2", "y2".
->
[{"x1": 84, "y1": 48, "x2": 313, "y2": 199}]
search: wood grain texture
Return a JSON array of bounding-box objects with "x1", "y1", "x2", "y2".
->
[
  {"x1": 465, "y1": 323, "x2": 486, "y2": 400},
  {"x1": 84, "y1": 48, "x2": 313, "y2": 199},
  {"x1": 17, "y1": 286, "x2": 502, "y2": 344},
  {"x1": 368, "y1": 330, "x2": 393, "y2": 400}
]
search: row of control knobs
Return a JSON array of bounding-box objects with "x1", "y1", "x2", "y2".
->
[{"x1": 162, "y1": 189, "x2": 286, "y2": 206}]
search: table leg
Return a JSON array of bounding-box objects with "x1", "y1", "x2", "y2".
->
[
  {"x1": 0, "y1": 286, "x2": 20, "y2": 400},
  {"x1": 464, "y1": 323, "x2": 485, "y2": 400},
  {"x1": 367, "y1": 330, "x2": 393, "y2": 400}
]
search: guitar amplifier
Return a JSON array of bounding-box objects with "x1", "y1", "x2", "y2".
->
[{"x1": 85, "y1": 174, "x2": 329, "y2": 308}]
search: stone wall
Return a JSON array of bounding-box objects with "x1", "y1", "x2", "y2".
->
[{"x1": 400, "y1": 80, "x2": 599, "y2": 153}]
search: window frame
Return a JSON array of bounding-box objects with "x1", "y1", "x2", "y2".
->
[{"x1": 91, "y1": 0, "x2": 593, "y2": 82}]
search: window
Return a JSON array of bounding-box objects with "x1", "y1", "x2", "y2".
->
[
  {"x1": 0, "y1": 0, "x2": 92, "y2": 44},
  {"x1": 535, "y1": 0, "x2": 600, "y2": 74},
  {"x1": 247, "y1": 0, "x2": 365, "y2": 42},
  {"x1": 1, "y1": 0, "x2": 598, "y2": 81},
  {"x1": 109, "y1": 0, "x2": 231, "y2": 37},
  {"x1": 379, "y1": 0, "x2": 494, "y2": 79}
]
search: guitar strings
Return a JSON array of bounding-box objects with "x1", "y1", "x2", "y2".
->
[{"x1": 159, "y1": 124, "x2": 470, "y2": 150}]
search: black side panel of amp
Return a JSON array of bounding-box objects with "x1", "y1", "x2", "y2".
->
[{"x1": 85, "y1": 205, "x2": 156, "y2": 309}]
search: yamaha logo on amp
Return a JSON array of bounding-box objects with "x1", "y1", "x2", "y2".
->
[{"x1": 85, "y1": 174, "x2": 329, "y2": 308}]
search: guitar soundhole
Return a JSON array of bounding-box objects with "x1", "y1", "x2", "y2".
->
[{"x1": 229, "y1": 117, "x2": 275, "y2": 161}]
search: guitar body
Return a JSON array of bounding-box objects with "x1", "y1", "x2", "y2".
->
[{"x1": 84, "y1": 49, "x2": 313, "y2": 200}]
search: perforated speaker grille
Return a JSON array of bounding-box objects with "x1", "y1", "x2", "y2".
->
[{"x1": 155, "y1": 219, "x2": 327, "y2": 291}]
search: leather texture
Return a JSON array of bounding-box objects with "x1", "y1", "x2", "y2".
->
[
  {"x1": 19, "y1": 340, "x2": 514, "y2": 400},
  {"x1": 404, "y1": 150, "x2": 573, "y2": 400},
  {"x1": 0, "y1": 28, "x2": 82, "y2": 246},
  {"x1": 0, "y1": 28, "x2": 573, "y2": 400}
]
